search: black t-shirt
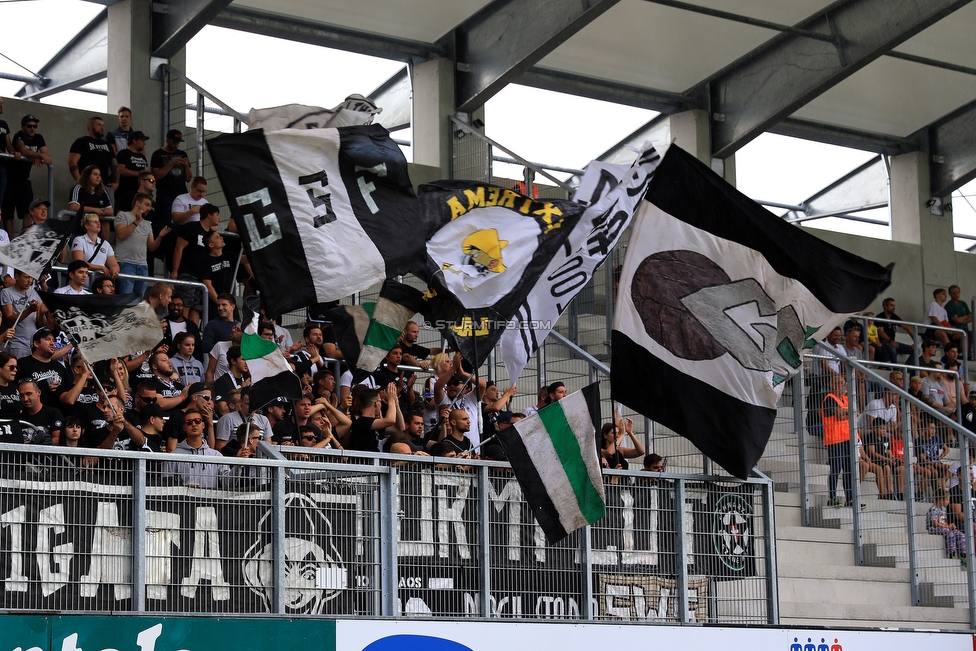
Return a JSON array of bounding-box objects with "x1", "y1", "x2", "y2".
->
[
  {"x1": 400, "y1": 342, "x2": 431, "y2": 361},
  {"x1": 272, "y1": 419, "x2": 299, "y2": 444},
  {"x1": 150, "y1": 376, "x2": 184, "y2": 402},
  {"x1": 17, "y1": 356, "x2": 71, "y2": 409},
  {"x1": 862, "y1": 428, "x2": 890, "y2": 460},
  {"x1": 177, "y1": 221, "x2": 210, "y2": 279},
  {"x1": 879, "y1": 313, "x2": 904, "y2": 341},
  {"x1": 348, "y1": 416, "x2": 380, "y2": 452},
  {"x1": 0, "y1": 383, "x2": 20, "y2": 419},
  {"x1": 116, "y1": 149, "x2": 149, "y2": 196},
  {"x1": 441, "y1": 435, "x2": 473, "y2": 455},
  {"x1": 0, "y1": 119, "x2": 10, "y2": 156},
  {"x1": 66, "y1": 386, "x2": 103, "y2": 425},
  {"x1": 69, "y1": 185, "x2": 112, "y2": 212},
  {"x1": 22, "y1": 405, "x2": 63, "y2": 445},
  {"x1": 70, "y1": 136, "x2": 115, "y2": 180},
  {"x1": 11, "y1": 131, "x2": 46, "y2": 180},
  {"x1": 201, "y1": 252, "x2": 235, "y2": 295},
  {"x1": 150, "y1": 148, "x2": 189, "y2": 198}
]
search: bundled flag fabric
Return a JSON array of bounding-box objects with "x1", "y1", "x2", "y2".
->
[
  {"x1": 611, "y1": 145, "x2": 893, "y2": 479},
  {"x1": 326, "y1": 302, "x2": 375, "y2": 371},
  {"x1": 247, "y1": 96, "x2": 381, "y2": 131},
  {"x1": 0, "y1": 212, "x2": 81, "y2": 280},
  {"x1": 497, "y1": 383, "x2": 606, "y2": 544},
  {"x1": 418, "y1": 182, "x2": 587, "y2": 369},
  {"x1": 207, "y1": 124, "x2": 423, "y2": 318},
  {"x1": 41, "y1": 291, "x2": 163, "y2": 364},
  {"x1": 357, "y1": 280, "x2": 425, "y2": 372},
  {"x1": 498, "y1": 147, "x2": 661, "y2": 382},
  {"x1": 242, "y1": 315, "x2": 303, "y2": 410}
]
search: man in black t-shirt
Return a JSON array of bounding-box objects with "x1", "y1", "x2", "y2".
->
[
  {"x1": 150, "y1": 129, "x2": 191, "y2": 223},
  {"x1": 18, "y1": 380, "x2": 62, "y2": 445},
  {"x1": 5, "y1": 115, "x2": 51, "y2": 232},
  {"x1": 17, "y1": 328, "x2": 71, "y2": 409},
  {"x1": 172, "y1": 204, "x2": 220, "y2": 323},
  {"x1": 200, "y1": 230, "x2": 237, "y2": 320},
  {"x1": 116, "y1": 131, "x2": 150, "y2": 197},
  {"x1": 878, "y1": 297, "x2": 918, "y2": 367},
  {"x1": 398, "y1": 321, "x2": 434, "y2": 370},
  {"x1": 68, "y1": 116, "x2": 117, "y2": 189}
]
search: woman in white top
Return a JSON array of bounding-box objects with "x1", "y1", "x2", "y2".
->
[{"x1": 71, "y1": 213, "x2": 120, "y2": 285}]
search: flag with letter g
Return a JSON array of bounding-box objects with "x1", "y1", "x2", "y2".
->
[
  {"x1": 612, "y1": 145, "x2": 892, "y2": 479},
  {"x1": 207, "y1": 124, "x2": 423, "y2": 318}
]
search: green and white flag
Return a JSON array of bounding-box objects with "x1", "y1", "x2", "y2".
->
[
  {"x1": 357, "y1": 280, "x2": 425, "y2": 372},
  {"x1": 497, "y1": 383, "x2": 606, "y2": 543},
  {"x1": 242, "y1": 315, "x2": 303, "y2": 409}
]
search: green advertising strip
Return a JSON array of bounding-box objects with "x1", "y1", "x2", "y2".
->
[{"x1": 0, "y1": 615, "x2": 336, "y2": 651}]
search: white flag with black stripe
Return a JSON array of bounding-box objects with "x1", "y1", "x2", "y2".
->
[{"x1": 207, "y1": 124, "x2": 423, "y2": 317}]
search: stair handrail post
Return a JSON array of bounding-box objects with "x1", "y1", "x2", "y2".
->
[
  {"x1": 846, "y1": 361, "x2": 864, "y2": 565},
  {"x1": 793, "y1": 372, "x2": 810, "y2": 527},
  {"x1": 761, "y1": 477, "x2": 780, "y2": 624},
  {"x1": 961, "y1": 434, "x2": 976, "y2": 628},
  {"x1": 901, "y1": 394, "x2": 921, "y2": 606}
]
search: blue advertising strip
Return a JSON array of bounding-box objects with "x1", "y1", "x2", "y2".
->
[{"x1": 1, "y1": 615, "x2": 337, "y2": 651}]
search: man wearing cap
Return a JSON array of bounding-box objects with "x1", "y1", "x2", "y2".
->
[
  {"x1": 138, "y1": 402, "x2": 167, "y2": 452},
  {"x1": 265, "y1": 397, "x2": 298, "y2": 445},
  {"x1": 17, "y1": 327, "x2": 72, "y2": 409},
  {"x1": 5, "y1": 115, "x2": 51, "y2": 238},
  {"x1": 68, "y1": 116, "x2": 117, "y2": 190},
  {"x1": 116, "y1": 130, "x2": 150, "y2": 198},
  {"x1": 109, "y1": 106, "x2": 135, "y2": 155},
  {"x1": 151, "y1": 129, "x2": 191, "y2": 226},
  {"x1": 19, "y1": 197, "x2": 49, "y2": 236}
]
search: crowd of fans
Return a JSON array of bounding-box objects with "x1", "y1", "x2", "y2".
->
[{"x1": 809, "y1": 290, "x2": 975, "y2": 562}]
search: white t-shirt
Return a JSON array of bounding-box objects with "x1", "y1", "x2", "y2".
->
[
  {"x1": 209, "y1": 340, "x2": 231, "y2": 380},
  {"x1": 53, "y1": 285, "x2": 90, "y2": 295},
  {"x1": 170, "y1": 193, "x2": 208, "y2": 223},
  {"x1": 929, "y1": 301, "x2": 949, "y2": 326},
  {"x1": 859, "y1": 398, "x2": 897, "y2": 428}
]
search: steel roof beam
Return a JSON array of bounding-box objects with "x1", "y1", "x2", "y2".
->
[
  {"x1": 452, "y1": 0, "x2": 621, "y2": 112},
  {"x1": 926, "y1": 99, "x2": 976, "y2": 197},
  {"x1": 152, "y1": 0, "x2": 235, "y2": 58},
  {"x1": 700, "y1": 0, "x2": 973, "y2": 159},
  {"x1": 15, "y1": 9, "x2": 108, "y2": 100},
  {"x1": 783, "y1": 155, "x2": 889, "y2": 222},
  {"x1": 368, "y1": 67, "x2": 411, "y2": 132}
]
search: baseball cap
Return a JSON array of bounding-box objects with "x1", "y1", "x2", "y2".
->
[
  {"x1": 140, "y1": 403, "x2": 166, "y2": 420},
  {"x1": 31, "y1": 327, "x2": 53, "y2": 344},
  {"x1": 21, "y1": 114, "x2": 39, "y2": 126},
  {"x1": 128, "y1": 130, "x2": 150, "y2": 142},
  {"x1": 495, "y1": 410, "x2": 514, "y2": 424},
  {"x1": 28, "y1": 199, "x2": 51, "y2": 211},
  {"x1": 165, "y1": 129, "x2": 182, "y2": 141}
]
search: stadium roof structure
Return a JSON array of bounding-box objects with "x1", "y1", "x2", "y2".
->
[{"x1": 20, "y1": 0, "x2": 976, "y2": 196}]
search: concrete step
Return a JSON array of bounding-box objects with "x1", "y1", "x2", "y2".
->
[
  {"x1": 779, "y1": 601, "x2": 972, "y2": 630},
  {"x1": 778, "y1": 576, "x2": 914, "y2": 607}
]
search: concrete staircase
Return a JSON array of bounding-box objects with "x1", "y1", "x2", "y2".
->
[{"x1": 774, "y1": 474, "x2": 972, "y2": 629}]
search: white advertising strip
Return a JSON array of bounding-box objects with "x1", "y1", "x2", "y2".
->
[{"x1": 336, "y1": 620, "x2": 973, "y2": 651}]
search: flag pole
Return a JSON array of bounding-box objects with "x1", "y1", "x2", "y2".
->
[{"x1": 85, "y1": 359, "x2": 118, "y2": 417}]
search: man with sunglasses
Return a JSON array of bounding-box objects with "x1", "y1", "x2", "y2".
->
[
  {"x1": 164, "y1": 407, "x2": 228, "y2": 489},
  {"x1": 4, "y1": 115, "x2": 51, "y2": 237},
  {"x1": 126, "y1": 382, "x2": 159, "y2": 427},
  {"x1": 163, "y1": 382, "x2": 215, "y2": 451}
]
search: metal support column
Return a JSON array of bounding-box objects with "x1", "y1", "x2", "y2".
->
[
  {"x1": 580, "y1": 525, "x2": 594, "y2": 620},
  {"x1": 674, "y1": 479, "x2": 689, "y2": 622},
  {"x1": 961, "y1": 435, "x2": 976, "y2": 628},
  {"x1": 380, "y1": 467, "x2": 399, "y2": 616},
  {"x1": 538, "y1": 343, "x2": 547, "y2": 387},
  {"x1": 271, "y1": 465, "x2": 286, "y2": 613},
  {"x1": 131, "y1": 458, "x2": 147, "y2": 611},
  {"x1": 846, "y1": 363, "x2": 863, "y2": 565},
  {"x1": 793, "y1": 374, "x2": 810, "y2": 526},
  {"x1": 195, "y1": 91, "x2": 205, "y2": 177},
  {"x1": 477, "y1": 465, "x2": 492, "y2": 617},
  {"x1": 761, "y1": 480, "x2": 779, "y2": 624},
  {"x1": 901, "y1": 396, "x2": 921, "y2": 605}
]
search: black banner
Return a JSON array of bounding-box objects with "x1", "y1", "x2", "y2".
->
[{"x1": 0, "y1": 464, "x2": 759, "y2": 619}]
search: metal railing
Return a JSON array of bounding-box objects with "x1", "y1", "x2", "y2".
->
[
  {"x1": 0, "y1": 442, "x2": 775, "y2": 623},
  {"x1": 778, "y1": 329, "x2": 976, "y2": 626},
  {"x1": 0, "y1": 152, "x2": 54, "y2": 215}
]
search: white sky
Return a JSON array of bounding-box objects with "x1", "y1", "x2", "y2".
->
[{"x1": 1, "y1": 0, "x2": 975, "y2": 251}]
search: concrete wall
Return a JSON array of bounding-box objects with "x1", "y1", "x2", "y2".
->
[{"x1": 3, "y1": 97, "x2": 116, "y2": 215}]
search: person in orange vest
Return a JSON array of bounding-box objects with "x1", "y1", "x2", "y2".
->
[
  {"x1": 823, "y1": 374, "x2": 855, "y2": 507},
  {"x1": 514, "y1": 168, "x2": 540, "y2": 198}
]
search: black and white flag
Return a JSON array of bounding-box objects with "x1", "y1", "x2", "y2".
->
[
  {"x1": 247, "y1": 96, "x2": 381, "y2": 131},
  {"x1": 0, "y1": 212, "x2": 81, "y2": 279},
  {"x1": 498, "y1": 148, "x2": 661, "y2": 382},
  {"x1": 418, "y1": 182, "x2": 586, "y2": 369},
  {"x1": 611, "y1": 145, "x2": 892, "y2": 478},
  {"x1": 207, "y1": 124, "x2": 423, "y2": 317},
  {"x1": 41, "y1": 292, "x2": 164, "y2": 364}
]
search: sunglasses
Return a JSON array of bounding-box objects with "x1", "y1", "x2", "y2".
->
[
  {"x1": 5, "y1": 365, "x2": 16, "y2": 370},
  {"x1": 138, "y1": 395, "x2": 157, "y2": 403},
  {"x1": 24, "y1": 124, "x2": 38, "y2": 129},
  {"x1": 302, "y1": 435, "x2": 316, "y2": 441},
  {"x1": 184, "y1": 417, "x2": 204, "y2": 426},
  {"x1": 193, "y1": 394, "x2": 212, "y2": 401},
  {"x1": 249, "y1": 435, "x2": 262, "y2": 441}
]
